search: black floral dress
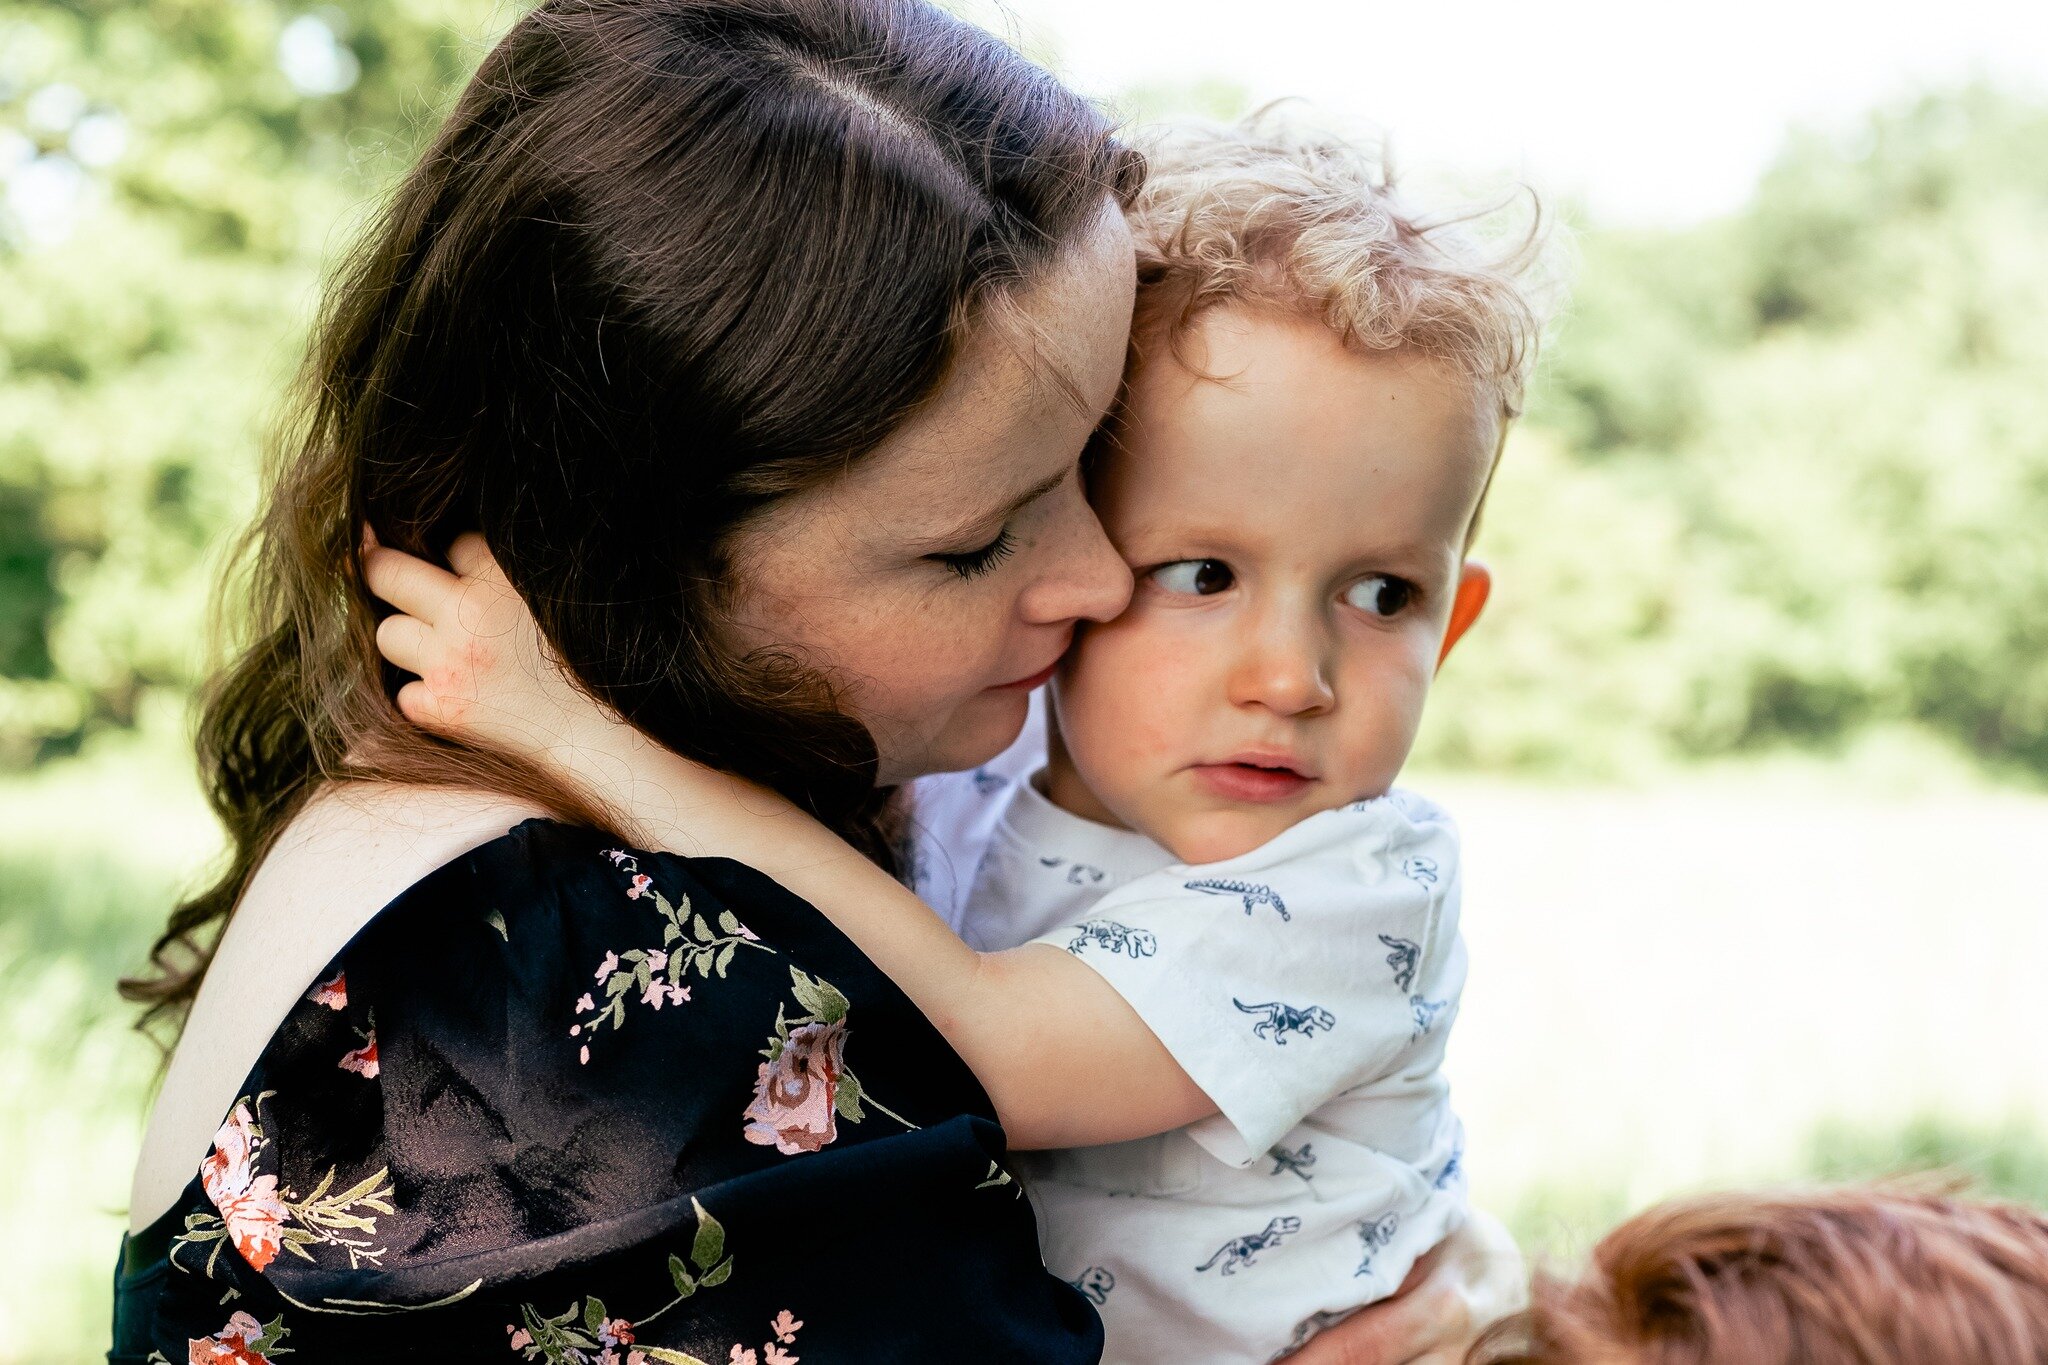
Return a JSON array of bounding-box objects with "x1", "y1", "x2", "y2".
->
[{"x1": 110, "y1": 819, "x2": 1102, "y2": 1364}]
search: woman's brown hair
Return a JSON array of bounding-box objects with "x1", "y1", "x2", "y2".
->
[
  {"x1": 123, "y1": 0, "x2": 1143, "y2": 1035},
  {"x1": 1471, "y1": 1185, "x2": 2048, "y2": 1364}
]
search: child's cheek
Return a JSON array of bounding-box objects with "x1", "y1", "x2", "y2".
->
[{"x1": 1070, "y1": 616, "x2": 1195, "y2": 773}]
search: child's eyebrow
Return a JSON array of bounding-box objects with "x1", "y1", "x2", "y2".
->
[{"x1": 1122, "y1": 520, "x2": 1452, "y2": 575}]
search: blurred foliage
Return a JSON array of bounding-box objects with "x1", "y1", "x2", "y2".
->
[
  {"x1": 1807, "y1": 1113, "x2": 2048, "y2": 1209},
  {"x1": 1423, "y1": 83, "x2": 2048, "y2": 780},
  {"x1": 0, "y1": 4, "x2": 2045, "y2": 784},
  {"x1": 1506, "y1": 1111, "x2": 2048, "y2": 1270},
  {"x1": 0, "y1": 0, "x2": 516, "y2": 765}
]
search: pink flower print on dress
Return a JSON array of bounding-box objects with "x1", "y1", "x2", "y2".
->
[
  {"x1": 507, "y1": 1325, "x2": 532, "y2": 1350},
  {"x1": 639, "y1": 956, "x2": 691, "y2": 1008},
  {"x1": 627, "y1": 873, "x2": 653, "y2": 900},
  {"x1": 186, "y1": 1310, "x2": 278, "y2": 1365},
  {"x1": 595, "y1": 951, "x2": 619, "y2": 982},
  {"x1": 339, "y1": 1032, "x2": 380, "y2": 1079},
  {"x1": 198, "y1": 1104, "x2": 287, "y2": 1273},
  {"x1": 743, "y1": 1020, "x2": 848, "y2": 1155},
  {"x1": 305, "y1": 973, "x2": 346, "y2": 1010},
  {"x1": 729, "y1": 1348, "x2": 758, "y2": 1365},
  {"x1": 576, "y1": 993, "x2": 595, "y2": 1014},
  {"x1": 770, "y1": 1311, "x2": 802, "y2": 1344},
  {"x1": 763, "y1": 1346, "x2": 797, "y2": 1365}
]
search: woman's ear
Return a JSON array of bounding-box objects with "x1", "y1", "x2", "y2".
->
[{"x1": 1437, "y1": 560, "x2": 1491, "y2": 670}]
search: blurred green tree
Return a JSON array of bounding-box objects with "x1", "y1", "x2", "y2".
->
[
  {"x1": 1423, "y1": 82, "x2": 2048, "y2": 779},
  {"x1": 0, "y1": 0, "x2": 515, "y2": 763}
]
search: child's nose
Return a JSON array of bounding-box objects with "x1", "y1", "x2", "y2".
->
[{"x1": 1227, "y1": 621, "x2": 1336, "y2": 718}]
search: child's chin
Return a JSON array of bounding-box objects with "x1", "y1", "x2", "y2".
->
[{"x1": 1155, "y1": 806, "x2": 1300, "y2": 866}]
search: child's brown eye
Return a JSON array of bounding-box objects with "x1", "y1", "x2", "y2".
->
[
  {"x1": 1343, "y1": 574, "x2": 1414, "y2": 617},
  {"x1": 1150, "y1": 559, "x2": 1234, "y2": 596}
]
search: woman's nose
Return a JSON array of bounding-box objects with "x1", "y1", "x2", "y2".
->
[
  {"x1": 1227, "y1": 615, "x2": 1337, "y2": 718},
  {"x1": 1017, "y1": 481, "x2": 1134, "y2": 627}
]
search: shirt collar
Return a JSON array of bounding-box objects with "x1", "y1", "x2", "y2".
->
[{"x1": 997, "y1": 767, "x2": 1178, "y2": 886}]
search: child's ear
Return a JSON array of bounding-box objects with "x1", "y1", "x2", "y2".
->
[{"x1": 1437, "y1": 560, "x2": 1491, "y2": 671}]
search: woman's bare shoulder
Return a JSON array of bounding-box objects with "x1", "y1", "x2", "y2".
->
[{"x1": 128, "y1": 783, "x2": 545, "y2": 1231}]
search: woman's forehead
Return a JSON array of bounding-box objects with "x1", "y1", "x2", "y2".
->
[{"x1": 831, "y1": 207, "x2": 1135, "y2": 516}]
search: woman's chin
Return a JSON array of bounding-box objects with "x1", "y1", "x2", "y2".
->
[{"x1": 879, "y1": 689, "x2": 1035, "y2": 785}]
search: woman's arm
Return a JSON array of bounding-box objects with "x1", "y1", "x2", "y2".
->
[{"x1": 365, "y1": 534, "x2": 1211, "y2": 1150}]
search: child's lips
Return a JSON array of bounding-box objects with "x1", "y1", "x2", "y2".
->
[{"x1": 1188, "y1": 761, "x2": 1315, "y2": 804}]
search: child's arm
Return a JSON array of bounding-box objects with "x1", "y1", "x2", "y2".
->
[
  {"x1": 568, "y1": 737, "x2": 1216, "y2": 1151},
  {"x1": 365, "y1": 534, "x2": 1213, "y2": 1151}
]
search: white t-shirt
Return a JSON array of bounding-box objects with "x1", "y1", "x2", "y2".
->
[{"x1": 907, "y1": 698, "x2": 1470, "y2": 1365}]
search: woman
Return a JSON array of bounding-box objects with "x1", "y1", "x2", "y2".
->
[{"x1": 115, "y1": 1, "x2": 1513, "y2": 1360}]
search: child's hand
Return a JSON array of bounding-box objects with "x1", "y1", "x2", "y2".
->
[{"x1": 364, "y1": 531, "x2": 626, "y2": 764}]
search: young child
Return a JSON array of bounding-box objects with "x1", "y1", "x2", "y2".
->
[
  {"x1": 908, "y1": 114, "x2": 1547, "y2": 1361},
  {"x1": 1470, "y1": 1184, "x2": 2048, "y2": 1364},
  {"x1": 370, "y1": 111, "x2": 1549, "y2": 1364}
]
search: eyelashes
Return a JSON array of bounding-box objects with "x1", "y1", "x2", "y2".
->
[
  {"x1": 931, "y1": 526, "x2": 1017, "y2": 580},
  {"x1": 1147, "y1": 559, "x2": 1422, "y2": 619},
  {"x1": 1149, "y1": 559, "x2": 1235, "y2": 596},
  {"x1": 1342, "y1": 573, "x2": 1417, "y2": 618}
]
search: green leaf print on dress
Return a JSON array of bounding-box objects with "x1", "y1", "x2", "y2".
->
[
  {"x1": 573, "y1": 851, "x2": 775, "y2": 1064},
  {"x1": 505, "y1": 1201, "x2": 806, "y2": 1365}
]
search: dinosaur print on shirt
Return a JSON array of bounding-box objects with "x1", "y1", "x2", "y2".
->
[
  {"x1": 1066, "y1": 919, "x2": 1158, "y2": 959},
  {"x1": 1196, "y1": 1217, "x2": 1302, "y2": 1275},
  {"x1": 1185, "y1": 878, "x2": 1291, "y2": 922},
  {"x1": 1234, "y1": 998, "x2": 1336, "y2": 1044}
]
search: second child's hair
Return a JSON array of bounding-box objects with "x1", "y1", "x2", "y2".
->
[
  {"x1": 122, "y1": 0, "x2": 1143, "y2": 1036},
  {"x1": 1472, "y1": 1185, "x2": 2048, "y2": 1365},
  {"x1": 1124, "y1": 108, "x2": 1554, "y2": 422}
]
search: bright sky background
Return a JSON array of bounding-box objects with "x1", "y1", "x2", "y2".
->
[{"x1": 956, "y1": 0, "x2": 2048, "y2": 225}]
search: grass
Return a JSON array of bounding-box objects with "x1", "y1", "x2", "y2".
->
[
  {"x1": 1504, "y1": 1114, "x2": 2048, "y2": 1270},
  {"x1": 0, "y1": 728, "x2": 216, "y2": 1363},
  {"x1": 5, "y1": 732, "x2": 2046, "y2": 1363}
]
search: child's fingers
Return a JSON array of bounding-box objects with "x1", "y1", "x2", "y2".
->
[
  {"x1": 395, "y1": 679, "x2": 456, "y2": 733},
  {"x1": 363, "y1": 544, "x2": 459, "y2": 622},
  {"x1": 374, "y1": 613, "x2": 434, "y2": 677},
  {"x1": 446, "y1": 530, "x2": 500, "y2": 581}
]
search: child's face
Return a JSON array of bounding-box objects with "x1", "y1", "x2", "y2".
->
[{"x1": 1045, "y1": 306, "x2": 1498, "y2": 863}]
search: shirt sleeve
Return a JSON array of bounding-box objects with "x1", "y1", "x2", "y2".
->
[{"x1": 1031, "y1": 790, "x2": 1466, "y2": 1166}]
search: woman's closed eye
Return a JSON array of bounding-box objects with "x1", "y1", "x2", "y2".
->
[
  {"x1": 1342, "y1": 573, "x2": 1417, "y2": 618},
  {"x1": 929, "y1": 526, "x2": 1017, "y2": 580},
  {"x1": 1148, "y1": 559, "x2": 1234, "y2": 596}
]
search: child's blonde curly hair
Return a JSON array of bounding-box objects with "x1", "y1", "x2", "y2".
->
[{"x1": 1125, "y1": 107, "x2": 1558, "y2": 422}]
